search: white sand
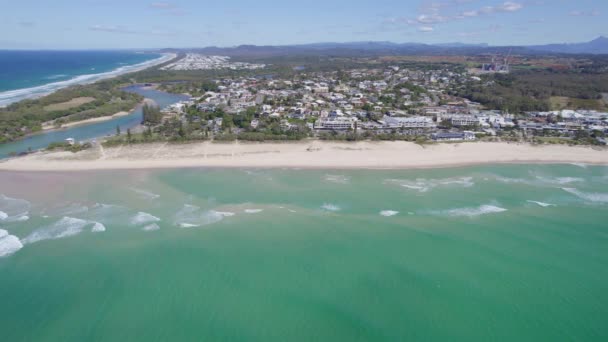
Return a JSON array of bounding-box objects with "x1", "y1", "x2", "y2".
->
[
  {"x1": 1, "y1": 141, "x2": 607, "y2": 171},
  {"x1": 42, "y1": 111, "x2": 132, "y2": 131}
]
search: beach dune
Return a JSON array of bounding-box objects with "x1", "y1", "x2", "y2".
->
[{"x1": 0, "y1": 141, "x2": 607, "y2": 171}]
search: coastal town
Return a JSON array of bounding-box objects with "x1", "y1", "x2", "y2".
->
[
  {"x1": 160, "y1": 54, "x2": 266, "y2": 71},
  {"x1": 150, "y1": 57, "x2": 608, "y2": 145}
]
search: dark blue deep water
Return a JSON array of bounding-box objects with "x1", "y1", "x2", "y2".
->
[{"x1": 0, "y1": 50, "x2": 159, "y2": 92}]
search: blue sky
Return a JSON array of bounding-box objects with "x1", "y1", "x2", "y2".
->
[{"x1": 1, "y1": 0, "x2": 606, "y2": 49}]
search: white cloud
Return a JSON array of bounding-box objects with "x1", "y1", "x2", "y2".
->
[
  {"x1": 89, "y1": 25, "x2": 177, "y2": 36},
  {"x1": 90, "y1": 25, "x2": 137, "y2": 34},
  {"x1": 418, "y1": 26, "x2": 435, "y2": 32},
  {"x1": 569, "y1": 10, "x2": 600, "y2": 17},
  {"x1": 394, "y1": 1, "x2": 525, "y2": 28},
  {"x1": 149, "y1": 2, "x2": 175, "y2": 9},
  {"x1": 498, "y1": 2, "x2": 523, "y2": 12},
  {"x1": 149, "y1": 2, "x2": 185, "y2": 15}
]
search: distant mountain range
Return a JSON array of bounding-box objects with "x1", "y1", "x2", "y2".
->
[
  {"x1": 162, "y1": 37, "x2": 608, "y2": 57},
  {"x1": 528, "y1": 36, "x2": 608, "y2": 54}
]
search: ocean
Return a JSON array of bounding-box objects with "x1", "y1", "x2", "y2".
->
[
  {"x1": 1, "y1": 164, "x2": 607, "y2": 341},
  {"x1": 0, "y1": 50, "x2": 169, "y2": 107}
]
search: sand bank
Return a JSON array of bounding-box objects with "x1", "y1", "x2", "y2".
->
[
  {"x1": 1, "y1": 141, "x2": 607, "y2": 172},
  {"x1": 42, "y1": 111, "x2": 132, "y2": 131}
]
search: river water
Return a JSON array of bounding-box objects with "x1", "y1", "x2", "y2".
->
[{"x1": 0, "y1": 86, "x2": 189, "y2": 158}]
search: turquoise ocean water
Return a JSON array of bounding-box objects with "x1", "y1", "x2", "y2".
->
[{"x1": 1, "y1": 164, "x2": 607, "y2": 341}]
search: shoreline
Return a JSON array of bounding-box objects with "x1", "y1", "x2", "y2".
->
[
  {"x1": 1, "y1": 141, "x2": 606, "y2": 172},
  {"x1": 0, "y1": 53, "x2": 177, "y2": 107},
  {"x1": 41, "y1": 111, "x2": 132, "y2": 131},
  {"x1": 39, "y1": 98, "x2": 156, "y2": 132}
]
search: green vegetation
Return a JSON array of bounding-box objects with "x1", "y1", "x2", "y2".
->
[
  {"x1": 453, "y1": 70, "x2": 608, "y2": 112},
  {"x1": 0, "y1": 82, "x2": 142, "y2": 143},
  {"x1": 142, "y1": 104, "x2": 163, "y2": 125},
  {"x1": 46, "y1": 141, "x2": 93, "y2": 153}
]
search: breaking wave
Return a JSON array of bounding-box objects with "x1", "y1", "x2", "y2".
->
[
  {"x1": 83, "y1": 203, "x2": 132, "y2": 225},
  {"x1": 384, "y1": 177, "x2": 474, "y2": 193},
  {"x1": 0, "y1": 53, "x2": 174, "y2": 107},
  {"x1": 562, "y1": 188, "x2": 608, "y2": 204},
  {"x1": 23, "y1": 217, "x2": 90, "y2": 244},
  {"x1": 380, "y1": 210, "x2": 399, "y2": 217},
  {"x1": 0, "y1": 195, "x2": 31, "y2": 222},
  {"x1": 143, "y1": 223, "x2": 160, "y2": 232},
  {"x1": 45, "y1": 74, "x2": 68, "y2": 80},
  {"x1": 527, "y1": 200, "x2": 556, "y2": 208},
  {"x1": 430, "y1": 204, "x2": 508, "y2": 218},
  {"x1": 0, "y1": 233, "x2": 23, "y2": 258},
  {"x1": 5, "y1": 215, "x2": 30, "y2": 223},
  {"x1": 52, "y1": 204, "x2": 89, "y2": 216},
  {"x1": 174, "y1": 205, "x2": 234, "y2": 228},
  {"x1": 91, "y1": 222, "x2": 106, "y2": 233},
  {"x1": 130, "y1": 188, "x2": 161, "y2": 200},
  {"x1": 324, "y1": 174, "x2": 351, "y2": 184},
  {"x1": 321, "y1": 203, "x2": 341, "y2": 212},
  {"x1": 130, "y1": 212, "x2": 161, "y2": 226},
  {"x1": 244, "y1": 209, "x2": 263, "y2": 214},
  {"x1": 492, "y1": 174, "x2": 584, "y2": 187}
]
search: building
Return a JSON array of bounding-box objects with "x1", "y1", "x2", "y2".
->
[
  {"x1": 314, "y1": 117, "x2": 356, "y2": 130},
  {"x1": 431, "y1": 131, "x2": 476, "y2": 142},
  {"x1": 450, "y1": 115, "x2": 478, "y2": 127},
  {"x1": 381, "y1": 116, "x2": 436, "y2": 129}
]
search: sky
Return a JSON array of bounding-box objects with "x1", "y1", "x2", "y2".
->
[{"x1": 0, "y1": 0, "x2": 607, "y2": 49}]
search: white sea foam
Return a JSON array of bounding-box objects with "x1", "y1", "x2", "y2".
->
[
  {"x1": 179, "y1": 223, "x2": 200, "y2": 228},
  {"x1": 321, "y1": 203, "x2": 341, "y2": 212},
  {"x1": 244, "y1": 209, "x2": 263, "y2": 214},
  {"x1": 0, "y1": 195, "x2": 31, "y2": 221},
  {"x1": 384, "y1": 177, "x2": 474, "y2": 193},
  {"x1": 527, "y1": 200, "x2": 556, "y2": 208},
  {"x1": 130, "y1": 212, "x2": 161, "y2": 226},
  {"x1": 216, "y1": 211, "x2": 236, "y2": 217},
  {"x1": 562, "y1": 188, "x2": 608, "y2": 203},
  {"x1": 537, "y1": 176, "x2": 584, "y2": 185},
  {"x1": 53, "y1": 204, "x2": 89, "y2": 216},
  {"x1": 130, "y1": 188, "x2": 161, "y2": 200},
  {"x1": 84, "y1": 203, "x2": 131, "y2": 225},
  {"x1": 0, "y1": 229, "x2": 8, "y2": 239},
  {"x1": 0, "y1": 53, "x2": 176, "y2": 107},
  {"x1": 91, "y1": 222, "x2": 106, "y2": 233},
  {"x1": 174, "y1": 205, "x2": 231, "y2": 228},
  {"x1": 45, "y1": 74, "x2": 68, "y2": 80},
  {"x1": 380, "y1": 210, "x2": 399, "y2": 217},
  {"x1": 570, "y1": 163, "x2": 588, "y2": 169},
  {"x1": 493, "y1": 175, "x2": 585, "y2": 187},
  {"x1": 5, "y1": 215, "x2": 30, "y2": 223},
  {"x1": 0, "y1": 235, "x2": 24, "y2": 258},
  {"x1": 432, "y1": 204, "x2": 508, "y2": 218},
  {"x1": 23, "y1": 217, "x2": 90, "y2": 244},
  {"x1": 142, "y1": 223, "x2": 161, "y2": 232},
  {"x1": 324, "y1": 174, "x2": 351, "y2": 184}
]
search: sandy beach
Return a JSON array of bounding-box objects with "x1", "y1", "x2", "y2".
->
[
  {"x1": 41, "y1": 111, "x2": 132, "y2": 131},
  {"x1": 0, "y1": 141, "x2": 607, "y2": 171},
  {"x1": 41, "y1": 98, "x2": 157, "y2": 131}
]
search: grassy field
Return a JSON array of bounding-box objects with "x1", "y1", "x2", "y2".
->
[
  {"x1": 43, "y1": 97, "x2": 96, "y2": 111},
  {"x1": 549, "y1": 96, "x2": 606, "y2": 111}
]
